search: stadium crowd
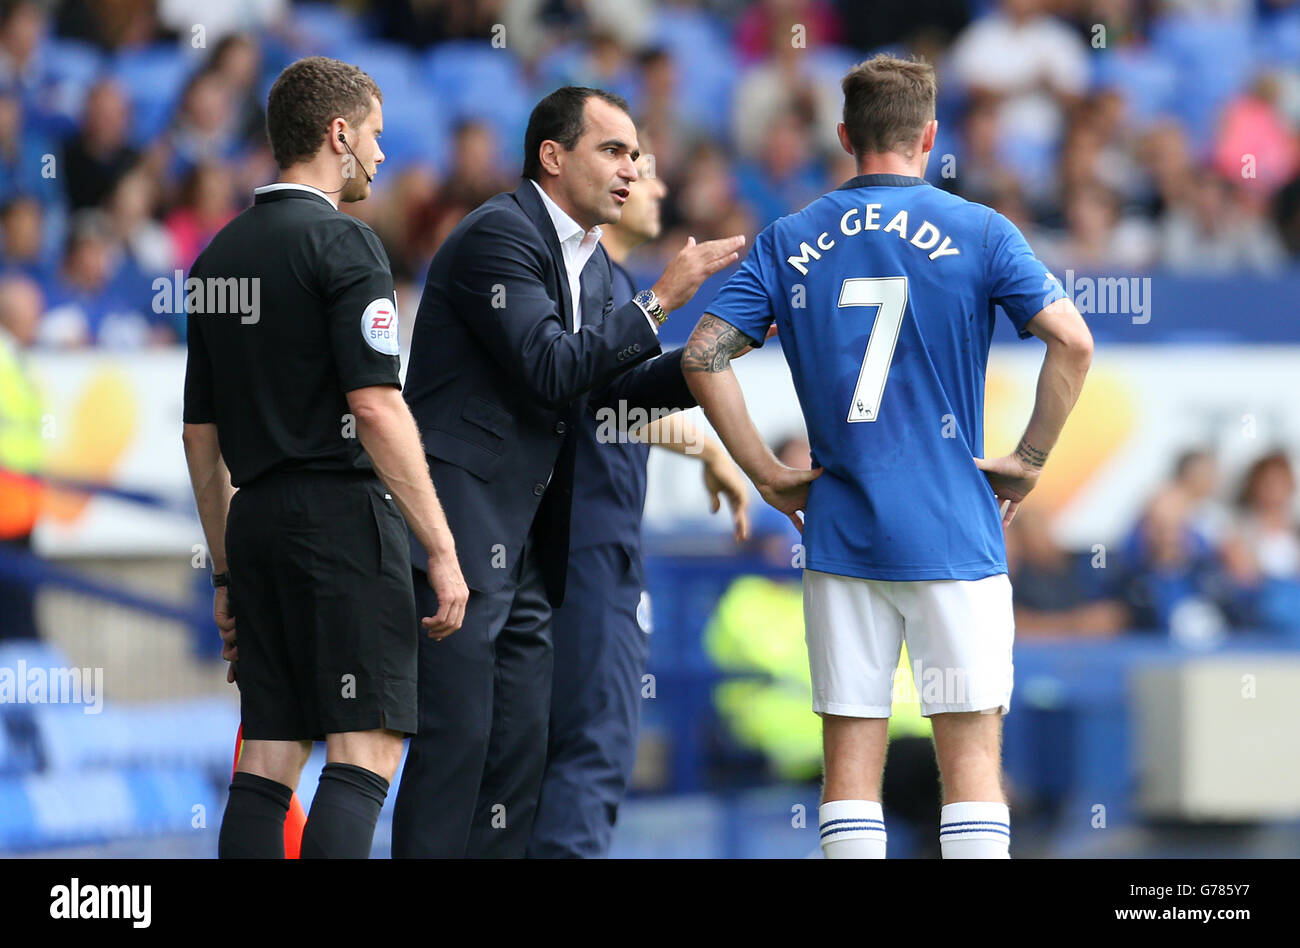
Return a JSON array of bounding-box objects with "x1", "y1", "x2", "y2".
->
[{"x1": 2, "y1": 0, "x2": 1299, "y2": 642}]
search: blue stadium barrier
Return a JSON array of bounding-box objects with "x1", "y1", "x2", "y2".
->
[
  {"x1": 33, "y1": 698, "x2": 239, "y2": 773},
  {"x1": 0, "y1": 765, "x2": 218, "y2": 851}
]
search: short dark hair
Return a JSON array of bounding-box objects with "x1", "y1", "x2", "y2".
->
[
  {"x1": 841, "y1": 54, "x2": 937, "y2": 158},
  {"x1": 266, "y1": 56, "x2": 381, "y2": 170},
  {"x1": 522, "y1": 86, "x2": 630, "y2": 180}
]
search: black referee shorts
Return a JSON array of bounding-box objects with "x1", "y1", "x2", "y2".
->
[{"x1": 226, "y1": 469, "x2": 418, "y2": 741}]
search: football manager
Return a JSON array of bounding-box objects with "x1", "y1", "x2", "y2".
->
[{"x1": 393, "y1": 86, "x2": 744, "y2": 858}]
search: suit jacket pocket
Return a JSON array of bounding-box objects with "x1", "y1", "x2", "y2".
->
[
  {"x1": 462, "y1": 395, "x2": 512, "y2": 439},
  {"x1": 421, "y1": 425, "x2": 507, "y2": 482}
]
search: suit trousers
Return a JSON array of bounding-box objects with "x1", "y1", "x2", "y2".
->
[
  {"x1": 526, "y1": 543, "x2": 650, "y2": 858},
  {"x1": 392, "y1": 535, "x2": 553, "y2": 858}
]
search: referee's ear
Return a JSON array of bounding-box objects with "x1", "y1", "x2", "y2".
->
[{"x1": 329, "y1": 118, "x2": 349, "y2": 155}]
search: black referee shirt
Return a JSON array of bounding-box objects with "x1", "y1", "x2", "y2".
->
[{"x1": 182, "y1": 184, "x2": 401, "y2": 488}]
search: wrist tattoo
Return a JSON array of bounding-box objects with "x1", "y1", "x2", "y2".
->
[
  {"x1": 1016, "y1": 439, "x2": 1048, "y2": 469},
  {"x1": 683, "y1": 314, "x2": 756, "y2": 373}
]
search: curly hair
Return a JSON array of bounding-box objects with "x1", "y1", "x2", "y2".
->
[{"x1": 266, "y1": 57, "x2": 381, "y2": 169}]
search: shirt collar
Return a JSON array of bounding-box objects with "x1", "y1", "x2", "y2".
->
[
  {"x1": 253, "y1": 182, "x2": 339, "y2": 210},
  {"x1": 835, "y1": 173, "x2": 928, "y2": 191},
  {"x1": 530, "y1": 179, "x2": 601, "y2": 248}
]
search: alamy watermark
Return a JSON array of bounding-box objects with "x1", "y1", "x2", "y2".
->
[
  {"x1": 595, "y1": 402, "x2": 702, "y2": 454},
  {"x1": 0, "y1": 661, "x2": 104, "y2": 714},
  {"x1": 152, "y1": 270, "x2": 261, "y2": 324},
  {"x1": 1046, "y1": 269, "x2": 1150, "y2": 325}
]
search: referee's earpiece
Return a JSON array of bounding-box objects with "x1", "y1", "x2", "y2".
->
[{"x1": 334, "y1": 129, "x2": 374, "y2": 185}]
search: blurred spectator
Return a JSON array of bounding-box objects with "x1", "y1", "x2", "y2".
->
[
  {"x1": 0, "y1": 82, "x2": 57, "y2": 205},
  {"x1": 0, "y1": 194, "x2": 47, "y2": 280},
  {"x1": 376, "y1": 0, "x2": 506, "y2": 47},
  {"x1": 0, "y1": 0, "x2": 44, "y2": 97},
  {"x1": 735, "y1": 0, "x2": 841, "y2": 66},
  {"x1": 1213, "y1": 73, "x2": 1300, "y2": 200},
  {"x1": 60, "y1": 79, "x2": 139, "y2": 211},
  {"x1": 1006, "y1": 506, "x2": 1128, "y2": 638},
  {"x1": 164, "y1": 162, "x2": 235, "y2": 270},
  {"x1": 105, "y1": 167, "x2": 173, "y2": 298},
  {"x1": 731, "y1": 9, "x2": 843, "y2": 162},
  {"x1": 1157, "y1": 170, "x2": 1287, "y2": 272},
  {"x1": 944, "y1": 98, "x2": 1020, "y2": 207},
  {"x1": 1221, "y1": 450, "x2": 1300, "y2": 586},
  {"x1": 0, "y1": 272, "x2": 44, "y2": 640},
  {"x1": 38, "y1": 210, "x2": 164, "y2": 348},
  {"x1": 948, "y1": 0, "x2": 1089, "y2": 197},
  {"x1": 54, "y1": 0, "x2": 158, "y2": 50},
  {"x1": 404, "y1": 119, "x2": 512, "y2": 273},
  {"x1": 163, "y1": 68, "x2": 242, "y2": 182},
  {"x1": 1039, "y1": 179, "x2": 1157, "y2": 272},
  {"x1": 207, "y1": 33, "x2": 267, "y2": 148},
  {"x1": 1170, "y1": 447, "x2": 1229, "y2": 544},
  {"x1": 1275, "y1": 167, "x2": 1300, "y2": 257},
  {"x1": 543, "y1": 26, "x2": 639, "y2": 104},
  {"x1": 372, "y1": 164, "x2": 440, "y2": 284},
  {"x1": 1061, "y1": 91, "x2": 1146, "y2": 208},
  {"x1": 1118, "y1": 489, "x2": 1238, "y2": 641},
  {"x1": 835, "y1": 0, "x2": 969, "y2": 51},
  {"x1": 1134, "y1": 119, "x2": 1197, "y2": 220},
  {"x1": 156, "y1": 0, "x2": 286, "y2": 47},
  {"x1": 659, "y1": 140, "x2": 755, "y2": 254},
  {"x1": 734, "y1": 108, "x2": 825, "y2": 225}
]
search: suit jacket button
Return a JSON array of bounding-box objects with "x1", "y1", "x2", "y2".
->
[
  {"x1": 632, "y1": 343, "x2": 641, "y2": 354},
  {"x1": 533, "y1": 482, "x2": 545, "y2": 496},
  {"x1": 554, "y1": 421, "x2": 567, "y2": 435}
]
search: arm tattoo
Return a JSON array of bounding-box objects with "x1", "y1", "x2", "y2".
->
[
  {"x1": 1015, "y1": 438, "x2": 1048, "y2": 470},
  {"x1": 683, "y1": 314, "x2": 756, "y2": 373}
]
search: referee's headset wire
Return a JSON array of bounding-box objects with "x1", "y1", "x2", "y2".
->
[{"x1": 316, "y1": 131, "x2": 374, "y2": 194}]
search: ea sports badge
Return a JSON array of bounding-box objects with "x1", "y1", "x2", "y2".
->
[{"x1": 361, "y1": 297, "x2": 399, "y2": 355}]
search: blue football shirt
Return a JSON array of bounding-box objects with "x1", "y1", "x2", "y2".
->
[{"x1": 705, "y1": 173, "x2": 1064, "y2": 581}]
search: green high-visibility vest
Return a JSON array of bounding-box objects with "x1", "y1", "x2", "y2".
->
[{"x1": 704, "y1": 575, "x2": 931, "y2": 781}]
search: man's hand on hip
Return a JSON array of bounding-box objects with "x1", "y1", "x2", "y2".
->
[{"x1": 973, "y1": 451, "x2": 1043, "y2": 527}]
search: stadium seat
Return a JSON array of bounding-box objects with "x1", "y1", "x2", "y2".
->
[
  {"x1": 288, "y1": 2, "x2": 366, "y2": 57},
  {"x1": 422, "y1": 42, "x2": 532, "y2": 154},
  {"x1": 1150, "y1": 15, "x2": 1255, "y2": 153},
  {"x1": 1091, "y1": 48, "x2": 1180, "y2": 127},
  {"x1": 111, "y1": 44, "x2": 194, "y2": 144},
  {"x1": 648, "y1": 7, "x2": 739, "y2": 131}
]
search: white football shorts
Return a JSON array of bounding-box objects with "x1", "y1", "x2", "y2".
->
[{"x1": 802, "y1": 569, "x2": 1015, "y2": 718}]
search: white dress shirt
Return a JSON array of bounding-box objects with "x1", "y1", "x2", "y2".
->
[{"x1": 530, "y1": 180, "x2": 657, "y2": 333}]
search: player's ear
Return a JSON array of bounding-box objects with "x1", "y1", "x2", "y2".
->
[
  {"x1": 836, "y1": 123, "x2": 855, "y2": 158},
  {"x1": 921, "y1": 119, "x2": 938, "y2": 155},
  {"x1": 330, "y1": 118, "x2": 347, "y2": 154}
]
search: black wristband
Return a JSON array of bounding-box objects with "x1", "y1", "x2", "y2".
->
[{"x1": 212, "y1": 571, "x2": 231, "y2": 589}]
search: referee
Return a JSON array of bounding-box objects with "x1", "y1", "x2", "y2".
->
[{"x1": 181, "y1": 57, "x2": 467, "y2": 859}]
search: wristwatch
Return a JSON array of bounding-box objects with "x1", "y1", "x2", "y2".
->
[
  {"x1": 633, "y1": 289, "x2": 668, "y2": 325},
  {"x1": 211, "y1": 571, "x2": 231, "y2": 589}
]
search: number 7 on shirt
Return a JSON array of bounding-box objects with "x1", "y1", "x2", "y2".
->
[{"x1": 840, "y1": 276, "x2": 908, "y2": 423}]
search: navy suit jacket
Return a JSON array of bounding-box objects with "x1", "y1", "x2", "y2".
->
[{"x1": 404, "y1": 181, "x2": 694, "y2": 606}]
